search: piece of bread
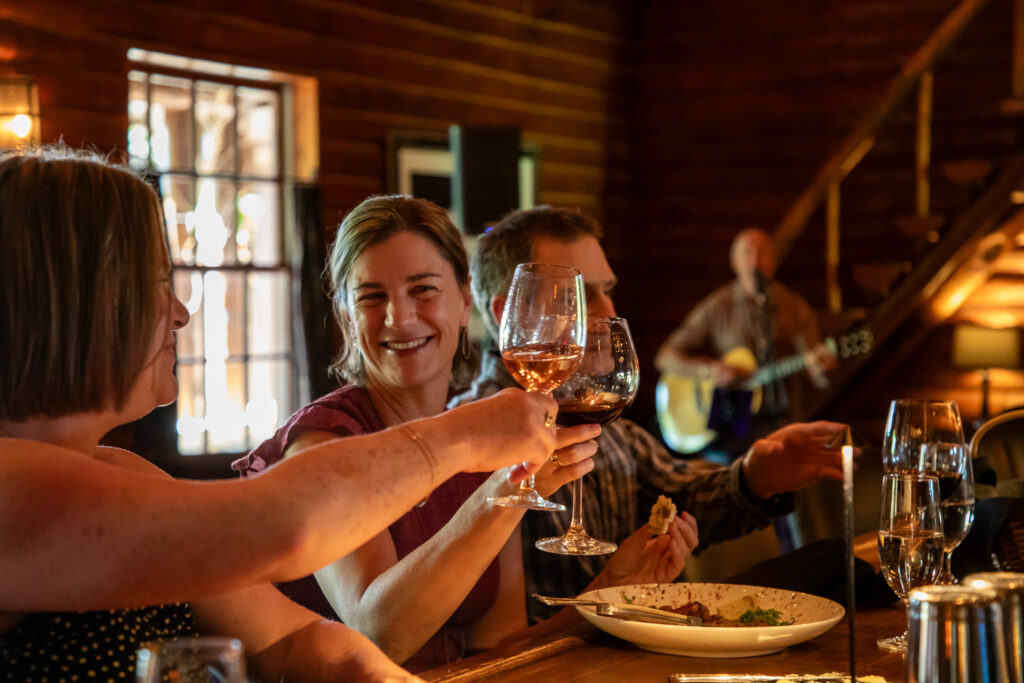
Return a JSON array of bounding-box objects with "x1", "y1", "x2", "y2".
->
[{"x1": 648, "y1": 495, "x2": 677, "y2": 535}]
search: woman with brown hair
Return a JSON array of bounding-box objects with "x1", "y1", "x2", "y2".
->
[
  {"x1": 234, "y1": 194, "x2": 699, "y2": 671},
  {"x1": 0, "y1": 147, "x2": 564, "y2": 682}
]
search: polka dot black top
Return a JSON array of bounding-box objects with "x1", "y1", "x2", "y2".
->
[{"x1": 1, "y1": 603, "x2": 197, "y2": 681}]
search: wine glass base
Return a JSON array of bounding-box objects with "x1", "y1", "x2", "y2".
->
[
  {"x1": 535, "y1": 533, "x2": 617, "y2": 556},
  {"x1": 488, "y1": 491, "x2": 566, "y2": 512},
  {"x1": 876, "y1": 632, "x2": 908, "y2": 653}
]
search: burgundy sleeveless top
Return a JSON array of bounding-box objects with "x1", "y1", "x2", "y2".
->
[{"x1": 232, "y1": 385, "x2": 500, "y2": 669}]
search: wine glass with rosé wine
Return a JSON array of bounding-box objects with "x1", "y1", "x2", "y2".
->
[
  {"x1": 536, "y1": 316, "x2": 639, "y2": 554},
  {"x1": 488, "y1": 263, "x2": 586, "y2": 511}
]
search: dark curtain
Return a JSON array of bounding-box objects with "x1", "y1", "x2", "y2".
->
[{"x1": 295, "y1": 182, "x2": 337, "y2": 402}]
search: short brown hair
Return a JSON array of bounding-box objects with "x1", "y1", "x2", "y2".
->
[
  {"x1": 471, "y1": 205, "x2": 602, "y2": 341},
  {"x1": 0, "y1": 146, "x2": 165, "y2": 421},
  {"x1": 327, "y1": 195, "x2": 474, "y2": 386}
]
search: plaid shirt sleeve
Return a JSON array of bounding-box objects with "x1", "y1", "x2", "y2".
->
[{"x1": 619, "y1": 420, "x2": 795, "y2": 547}]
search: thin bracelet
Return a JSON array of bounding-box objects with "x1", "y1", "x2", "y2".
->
[{"x1": 400, "y1": 425, "x2": 438, "y2": 495}]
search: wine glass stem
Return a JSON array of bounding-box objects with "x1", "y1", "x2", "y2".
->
[
  {"x1": 569, "y1": 477, "x2": 585, "y2": 531},
  {"x1": 519, "y1": 388, "x2": 551, "y2": 493}
]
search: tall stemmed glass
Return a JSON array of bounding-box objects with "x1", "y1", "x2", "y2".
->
[
  {"x1": 488, "y1": 263, "x2": 586, "y2": 511},
  {"x1": 936, "y1": 451, "x2": 975, "y2": 583},
  {"x1": 882, "y1": 398, "x2": 974, "y2": 583},
  {"x1": 877, "y1": 472, "x2": 944, "y2": 653},
  {"x1": 536, "y1": 317, "x2": 640, "y2": 555}
]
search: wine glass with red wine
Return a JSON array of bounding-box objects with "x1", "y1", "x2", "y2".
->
[
  {"x1": 881, "y1": 398, "x2": 973, "y2": 583},
  {"x1": 536, "y1": 316, "x2": 639, "y2": 554},
  {"x1": 488, "y1": 263, "x2": 586, "y2": 511}
]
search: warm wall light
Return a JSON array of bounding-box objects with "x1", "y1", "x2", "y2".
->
[
  {"x1": 0, "y1": 77, "x2": 40, "y2": 148},
  {"x1": 953, "y1": 324, "x2": 1021, "y2": 420}
]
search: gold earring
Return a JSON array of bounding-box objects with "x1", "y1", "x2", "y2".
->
[{"x1": 460, "y1": 326, "x2": 471, "y2": 359}]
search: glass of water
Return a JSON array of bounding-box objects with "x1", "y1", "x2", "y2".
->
[
  {"x1": 877, "y1": 472, "x2": 944, "y2": 653},
  {"x1": 136, "y1": 636, "x2": 246, "y2": 682}
]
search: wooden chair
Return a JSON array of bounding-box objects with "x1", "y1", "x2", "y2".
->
[
  {"x1": 970, "y1": 407, "x2": 1024, "y2": 484},
  {"x1": 993, "y1": 500, "x2": 1024, "y2": 572}
]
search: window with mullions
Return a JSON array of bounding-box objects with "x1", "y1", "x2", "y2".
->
[{"x1": 128, "y1": 66, "x2": 299, "y2": 455}]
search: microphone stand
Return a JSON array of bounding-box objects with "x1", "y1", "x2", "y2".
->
[
  {"x1": 755, "y1": 271, "x2": 787, "y2": 425},
  {"x1": 756, "y1": 271, "x2": 795, "y2": 553}
]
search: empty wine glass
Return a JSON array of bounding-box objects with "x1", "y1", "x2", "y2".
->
[
  {"x1": 937, "y1": 452, "x2": 975, "y2": 583},
  {"x1": 877, "y1": 472, "x2": 944, "y2": 653},
  {"x1": 488, "y1": 262, "x2": 586, "y2": 511},
  {"x1": 536, "y1": 316, "x2": 639, "y2": 555},
  {"x1": 136, "y1": 636, "x2": 246, "y2": 682},
  {"x1": 883, "y1": 398, "x2": 974, "y2": 583},
  {"x1": 882, "y1": 399, "x2": 966, "y2": 475}
]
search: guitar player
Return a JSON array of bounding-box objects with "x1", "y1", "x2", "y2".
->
[{"x1": 655, "y1": 228, "x2": 835, "y2": 462}]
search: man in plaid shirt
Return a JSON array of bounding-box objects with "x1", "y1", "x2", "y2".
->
[{"x1": 450, "y1": 206, "x2": 850, "y2": 622}]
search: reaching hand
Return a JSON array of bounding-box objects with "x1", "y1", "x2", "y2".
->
[
  {"x1": 451, "y1": 388, "x2": 559, "y2": 480},
  {"x1": 596, "y1": 513, "x2": 699, "y2": 588},
  {"x1": 533, "y1": 424, "x2": 600, "y2": 497},
  {"x1": 741, "y1": 420, "x2": 857, "y2": 500}
]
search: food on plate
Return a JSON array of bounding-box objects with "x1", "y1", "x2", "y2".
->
[
  {"x1": 653, "y1": 597, "x2": 794, "y2": 627},
  {"x1": 648, "y1": 495, "x2": 677, "y2": 535}
]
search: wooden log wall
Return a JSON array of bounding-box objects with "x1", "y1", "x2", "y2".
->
[
  {"x1": 3, "y1": 0, "x2": 1021, "y2": 444},
  {"x1": 0, "y1": 0, "x2": 631, "y2": 233},
  {"x1": 621, "y1": 0, "x2": 1020, "y2": 433}
]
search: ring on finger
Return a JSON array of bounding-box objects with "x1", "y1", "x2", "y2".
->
[
  {"x1": 550, "y1": 452, "x2": 562, "y2": 466},
  {"x1": 544, "y1": 411, "x2": 555, "y2": 429}
]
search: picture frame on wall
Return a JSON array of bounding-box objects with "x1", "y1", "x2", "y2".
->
[{"x1": 386, "y1": 130, "x2": 538, "y2": 220}]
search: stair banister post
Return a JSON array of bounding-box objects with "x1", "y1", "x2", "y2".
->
[
  {"x1": 827, "y1": 180, "x2": 842, "y2": 314},
  {"x1": 917, "y1": 71, "x2": 934, "y2": 219}
]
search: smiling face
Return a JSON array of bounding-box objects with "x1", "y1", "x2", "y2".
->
[{"x1": 346, "y1": 230, "x2": 472, "y2": 394}]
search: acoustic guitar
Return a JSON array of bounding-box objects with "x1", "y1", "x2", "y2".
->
[{"x1": 656, "y1": 328, "x2": 873, "y2": 454}]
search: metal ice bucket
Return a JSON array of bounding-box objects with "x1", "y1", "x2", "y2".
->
[
  {"x1": 965, "y1": 571, "x2": 1024, "y2": 683},
  {"x1": 906, "y1": 584, "x2": 1008, "y2": 683}
]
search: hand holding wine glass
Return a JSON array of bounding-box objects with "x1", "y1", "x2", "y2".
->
[
  {"x1": 877, "y1": 472, "x2": 944, "y2": 653},
  {"x1": 536, "y1": 316, "x2": 640, "y2": 555},
  {"x1": 489, "y1": 262, "x2": 586, "y2": 511}
]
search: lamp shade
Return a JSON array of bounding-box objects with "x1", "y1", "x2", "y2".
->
[
  {"x1": 952, "y1": 324, "x2": 1021, "y2": 370},
  {"x1": 0, "y1": 77, "x2": 40, "y2": 148}
]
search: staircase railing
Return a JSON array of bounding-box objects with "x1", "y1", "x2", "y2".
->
[{"x1": 772, "y1": 0, "x2": 993, "y2": 313}]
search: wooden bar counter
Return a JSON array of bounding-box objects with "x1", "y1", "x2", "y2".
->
[{"x1": 422, "y1": 606, "x2": 907, "y2": 682}]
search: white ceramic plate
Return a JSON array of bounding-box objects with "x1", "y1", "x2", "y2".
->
[{"x1": 576, "y1": 583, "x2": 845, "y2": 658}]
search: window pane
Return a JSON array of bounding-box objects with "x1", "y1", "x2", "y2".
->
[
  {"x1": 201, "y1": 270, "x2": 245, "y2": 361},
  {"x1": 205, "y1": 361, "x2": 248, "y2": 453},
  {"x1": 176, "y1": 362, "x2": 206, "y2": 455},
  {"x1": 128, "y1": 72, "x2": 149, "y2": 168},
  {"x1": 238, "y1": 86, "x2": 279, "y2": 178},
  {"x1": 195, "y1": 80, "x2": 236, "y2": 176},
  {"x1": 127, "y1": 60, "x2": 301, "y2": 457},
  {"x1": 193, "y1": 178, "x2": 237, "y2": 267},
  {"x1": 149, "y1": 74, "x2": 193, "y2": 172},
  {"x1": 238, "y1": 181, "x2": 280, "y2": 265},
  {"x1": 247, "y1": 271, "x2": 290, "y2": 356},
  {"x1": 246, "y1": 359, "x2": 290, "y2": 448},
  {"x1": 173, "y1": 269, "x2": 204, "y2": 361},
  {"x1": 160, "y1": 174, "x2": 195, "y2": 265}
]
